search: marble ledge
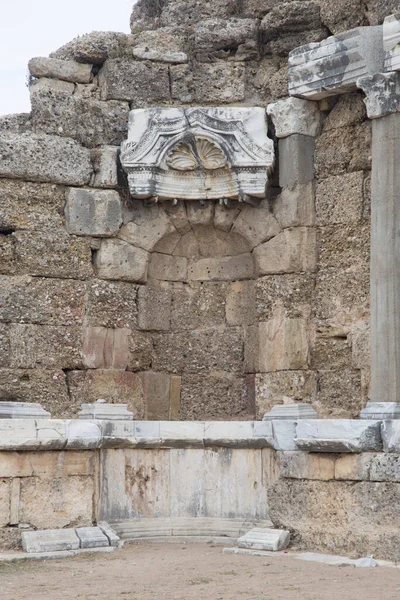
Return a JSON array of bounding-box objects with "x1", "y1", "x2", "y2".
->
[{"x1": 0, "y1": 419, "x2": 398, "y2": 453}]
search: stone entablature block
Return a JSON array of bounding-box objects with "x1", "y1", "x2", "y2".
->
[
  {"x1": 288, "y1": 26, "x2": 385, "y2": 100},
  {"x1": 383, "y1": 14, "x2": 400, "y2": 72},
  {"x1": 120, "y1": 107, "x2": 274, "y2": 202}
]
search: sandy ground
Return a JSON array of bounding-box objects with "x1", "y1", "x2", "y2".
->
[{"x1": 0, "y1": 542, "x2": 399, "y2": 600}]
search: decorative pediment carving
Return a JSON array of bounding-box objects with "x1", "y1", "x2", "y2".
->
[{"x1": 120, "y1": 107, "x2": 274, "y2": 203}]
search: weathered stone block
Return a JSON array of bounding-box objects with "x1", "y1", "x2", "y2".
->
[
  {"x1": 127, "y1": 330, "x2": 154, "y2": 372},
  {"x1": 148, "y1": 253, "x2": 187, "y2": 281},
  {"x1": 192, "y1": 226, "x2": 249, "y2": 258},
  {"x1": 254, "y1": 228, "x2": 317, "y2": 275},
  {"x1": 180, "y1": 373, "x2": 247, "y2": 420},
  {"x1": 272, "y1": 420, "x2": 297, "y2": 451},
  {"x1": 171, "y1": 62, "x2": 246, "y2": 104},
  {"x1": 278, "y1": 134, "x2": 314, "y2": 188},
  {"x1": 316, "y1": 369, "x2": 363, "y2": 419},
  {"x1": 259, "y1": 318, "x2": 310, "y2": 372},
  {"x1": 317, "y1": 223, "x2": 370, "y2": 275},
  {"x1": 67, "y1": 370, "x2": 145, "y2": 419},
  {"x1": 118, "y1": 212, "x2": 176, "y2": 251},
  {"x1": 29, "y1": 57, "x2": 92, "y2": 83},
  {"x1": 255, "y1": 371, "x2": 318, "y2": 418},
  {"x1": 311, "y1": 336, "x2": 352, "y2": 371},
  {"x1": 132, "y1": 27, "x2": 188, "y2": 63},
  {"x1": 0, "y1": 113, "x2": 31, "y2": 134},
  {"x1": 360, "y1": 402, "x2": 400, "y2": 420},
  {"x1": 153, "y1": 231, "x2": 181, "y2": 255},
  {"x1": 22, "y1": 528, "x2": 80, "y2": 553},
  {"x1": 65, "y1": 188, "x2": 122, "y2": 237},
  {"x1": 264, "y1": 403, "x2": 318, "y2": 420},
  {"x1": 138, "y1": 371, "x2": 171, "y2": 420},
  {"x1": 138, "y1": 286, "x2": 171, "y2": 331},
  {"x1": 0, "y1": 133, "x2": 92, "y2": 185},
  {"x1": 19, "y1": 476, "x2": 94, "y2": 529},
  {"x1": 91, "y1": 146, "x2": 119, "y2": 189},
  {"x1": 0, "y1": 325, "x2": 10, "y2": 367},
  {"x1": 273, "y1": 182, "x2": 315, "y2": 228},
  {"x1": 267, "y1": 97, "x2": 320, "y2": 138},
  {"x1": 232, "y1": 206, "x2": 281, "y2": 250},
  {"x1": 86, "y1": 279, "x2": 138, "y2": 329},
  {"x1": 316, "y1": 172, "x2": 364, "y2": 225},
  {"x1": 188, "y1": 254, "x2": 255, "y2": 281},
  {"x1": 214, "y1": 203, "x2": 241, "y2": 232},
  {"x1": 314, "y1": 122, "x2": 371, "y2": 179},
  {"x1": 51, "y1": 31, "x2": 129, "y2": 64},
  {"x1": 9, "y1": 324, "x2": 83, "y2": 370},
  {"x1": 0, "y1": 479, "x2": 10, "y2": 527},
  {"x1": 237, "y1": 527, "x2": 290, "y2": 551},
  {"x1": 351, "y1": 327, "x2": 370, "y2": 369},
  {"x1": 255, "y1": 273, "x2": 315, "y2": 320},
  {"x1": 82, "y1": 327, "x2": 130, "y2": 369},
  {"x1": 261, "y1": 1, "x2": 322, "y2": 36},
  {"x1": 76, "y1": 526, "x2": 109, "y2": 548},
  {"x1": 99, "y1": 59, "x2": 170, "y2": 102},
  {"x1": 381, "y1": 421, "x2": 400, "y2": 453},
  {"x1": 278, "y1": 451, "x2": 335, "y2": 480},
  {"x1": 295, "y1": 419, "x2": 382, "y2": 452},
  {"x1": 170, "y1": 281, "x2": 227, "y2": 331},
  {"x1": 94, "y1": 239, "x2": 149, "y2": 282},
  {"x1": 225, "y1": 281, "x2": 255, "y2": 326},
  {"x1": 0, "y1": 450, "x2": 95, "y2": 478},
  {"x1": 194, "y1": 18, "x2": 259, "y2": 59}
]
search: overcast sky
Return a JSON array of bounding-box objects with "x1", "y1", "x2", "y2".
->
[{"x1": 0, "y1": 1, "x2": 133, "y2": 116}]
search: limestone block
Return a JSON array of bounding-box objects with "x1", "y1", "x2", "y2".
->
[
  {"x1": 76, "y1": 527, "x2": 109, "y2": 548},
  {"x1": 118, "y1": 213, "x2": 175, "y2": 251},
  {"x1": 272, "y1": 420, "x2": 297, "y2": 451},
  {"x1": 138, "y1": 371, "x2": 171, "y2": 420},
  {"x1": 255, "y1": 371, "x2": 318, "y2": 418},
  {"x1": 195, "y1": 63, "x2": 246, "y2": 103},
  {"x1": 153, "y1": 231, "x2": 181, "y2": 254},
  {"x1": 279, "y1": 135, "x2": 314, "y2": 188},
  {"x1": 381, "y1": 420, "x2": 400, "y2": 452},
  {"x1": 295, "y1": 420, "x2": 382, "y2": 452},
  {"x1": 127, "y1": 330, "x2": 153, "y2": 372},
  {"x1": 334, "y1": 453, "x2": 370, "y2": 481},
  {"x1": 12, "y1": 229, "x2": 93, "y2": 279},
  {"x1": 91, "y1": 146, "x2": 119, "y2": 188},
  {"x1": 66, "y1": 420, "x2": 101, "y2": 449},
  {"x1": 0, "y1": 479, "x2": 10, "y2": 527},
  {"x1": 383, "y1": 14, "x2": 400, "y2": 72},
  {"x1": 315, "y1": 369, "x2": 363, "y2": 419},
  {"x1": 226, "y1": 281, "x2": 255, "y2": 326},
  {"x1": 180, "y1": 373, "x2": 246, "y2": 420},
  {"x1": 132, "y1": 27, "x2": 188, "y2": 63},
  {"x1": 148, "y1": 253, "x2": 187, "y2": 281},
  {"x1": 0, "y1": 324, "x2": 9, "y2": 367},
  {"x1": 79, "y1": 399, "x2": 134, "y2": 421},
  {"x1": 9, "y1": 324, "x2": 83, "y2": 370},
  {"x1": 273, "y1": 182, "x2": 315, "y2": 228},
  {"x1": 186, "y1": 202, "x2": 214, "y2": 227},
  {"x1": 22, "y1": 529, "x2": 80, "y2": 553},
  {"x1": 94, "y1": 239, "x2": 149, "y2": 282},
  {"x1": 19, "y1": 476, "x2": 94, "y2": 529},
  {"x1": 232, "y1": 206, "x2": 281, "y2": 250},
  {"x1": 259, "y1": 318, "x2": 309, "y2": 372},
  {"x1": 138, "y1": 285, "x2": 171, "y2": 331},
  {"x1": 29, "y1": 57, "x2": 92, "y2": 83},
  {"x1": 351, "y1": 328, "x2": 370, "y2": 370},
  {"x1": 0, "y1": 450, "x2": 95, "y2": 478},
  {"x1": 51, "y1": 31, "x2": 129, "y2": 64},
  {"x1": 170, "y1": 281, "x2": 227, "y2": 331},
  {"x1": 357, "y1": 71, "x2": 400, "y2": 119},
  {"x1": 30, "y1": 82, "x2": 130, "y2": 147},
  {"x1": 98, "y1": 521, "x2": 121, "y2": 547},
  {"x1": 169, "y1": 375, "x2": 181, "y2": 420},
  {"x1": 315, "y1": 171, "x2": 364, "y2": 225},
  {"x1": 314, "y1": 121, "x2": 371, "y2": 179},
  {"x1": 67, "y1": 370, "x2": 145, "y2": 419},
  {"x1": 0, "y1": 276, "x2": 86, "y2": 326},
  {"x1": 261, "y1": 1, "x2": 322, "y2": 36},
  {"x1": 99, "y1": 59, "x2": 170, "y2": 102},
  {"x1": 288, "y1": 26, "x2": 385, "y2": 99},
  {"x1": 267, "y1": 98, "x2": 320, "y2": 138},
  {"x1": 86, "y1": 279, "x2": 138, "y2": 329},
  {"x1": 65, "y1": 188, "x2": 122, "y2": 237},
  {"x1": 164, "y1": 201, "x2": 191, "y2": 234},
  {"x1": 0, "y1": 133, "x2": 92, "y2": 185},
  {"x1": 0, "y1": 419, "x2": 37, "y2": 449},
  {"x1": 0, "y1": 112, "x2": 31, "y2": 134},
  {"x1": 214, "y1": 203, "x2": 241, "y2": 232},
  {"x1": 159, "y1": 421, "x2": 205, "y2": 446},
  {"x1": 194, "y1": 18, "x2": 258, "y2": 59},
  {"x1": 360, "y1": 402, "x2": 400, "y2": 420},
  {"x1": 172, "y1": 231, "x2": 200, "y2": 258},
  {"x1": 263, "y1": 403, "x2": 318, "y2": 420},
  {"x1": 83, "y1": 327, "x2": 130, "y2": 370},
  {"x1": 237, "y1": 528, "x2": 290, "y2": 551},
  {"x1": 203, "y1": 421, "x2": 253, "y2": 446},
  {"x1": 0, "y1": 402, "x2": 50, "y2": 419},
  {"x1": 278, "y1": 451, "x2": 335, "y2": 480},
  {"x1": 254, "y1": 228, "x2": 317, "y2": 275},
  {"x1": 369, "y1": 454, "x2": 400, "y2": 482},
  {"x1": 255, "y1": 273, "x2": 315, "y2": 321},
  {"x1": 189, "y1": 254, "x2": 254, "y2": 281}
]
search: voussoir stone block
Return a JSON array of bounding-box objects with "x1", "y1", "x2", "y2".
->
[
  {"x1": 94, "y1": 239, "x2": 149, "y2": 282},
  {"x1": 28, "y1": 57, "x2": 92, "y2": 83},
  {"x1": 267, "y1": 98, "x2": 320, "y2": 138},
  {"x1": 254, "y1": 228, "x2": 317, "y2": 275},
  {"x1": 381, "y1": 420, "x2": 400, "y2": 452},
  {"x1": 65, "y1": 188, "x2": 122, "y2": 237},
  {"x1": 148, "y1": 253, "x2": 188, "y2": 281},
  {"x1": 21, "y1": 529, "x2": 80, "y2": 553},
  {"x1": 118, "y1": 212, "x2": 176, "y2": 251},
  {"x1": 259, "y1": 318, "x2": 310, "y2": 372},
  {"x1": 232, "y1": 206, "x2": 281, "y2": 250},
  {"x1": 0, "y1": 133, "x2": 92, "y2": 185},
  {"x1": 295, "y1": 420, "x2": 382, "y2": 453}
]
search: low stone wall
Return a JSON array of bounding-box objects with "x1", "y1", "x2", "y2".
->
[{"x1": 0, "y1": 419, "x2": 399, "y2": 560}]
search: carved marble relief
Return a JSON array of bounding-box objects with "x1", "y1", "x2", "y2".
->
[{"x1": 120, "y1": 107, "x2": 274, "y2": 203}]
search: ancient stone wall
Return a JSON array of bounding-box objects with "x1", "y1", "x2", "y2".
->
[{"x1": 0, "y1": 0, "x2": 394, "y2": 420}]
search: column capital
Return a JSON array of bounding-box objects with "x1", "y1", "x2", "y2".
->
[
  {"x1": 357, "y1": 71, "x2": 400, "y2": 118},
  {"x1": 267, "y1": 97, "x2": 320, "y2": 138}
]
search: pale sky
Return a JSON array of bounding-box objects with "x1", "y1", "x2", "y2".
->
[{"x1": 0, "y1": 1, "x2": 133, "y2": 116}]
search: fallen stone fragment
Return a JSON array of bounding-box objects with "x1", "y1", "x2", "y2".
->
[
  {"x1": 237, "y1": 528, "x2": 290, "y2": 552},
  {"x1": 21, "y1": 529, "x2": 80, "y2": 553},
  {"x1": 76, "y1": 527, "x2": 109, "y2": 548},
  {"x1": 29, "y1": 57, "x2": 92, "y2": 83}
]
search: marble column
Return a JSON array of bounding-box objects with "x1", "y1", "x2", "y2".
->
[{"x1": 357, "y1": 72, "x2": 400, "y2": 418}]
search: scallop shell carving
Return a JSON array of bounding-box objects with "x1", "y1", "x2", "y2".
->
[{"x1": 166, "y1": 137, "x2": 227, "y2": 171}]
